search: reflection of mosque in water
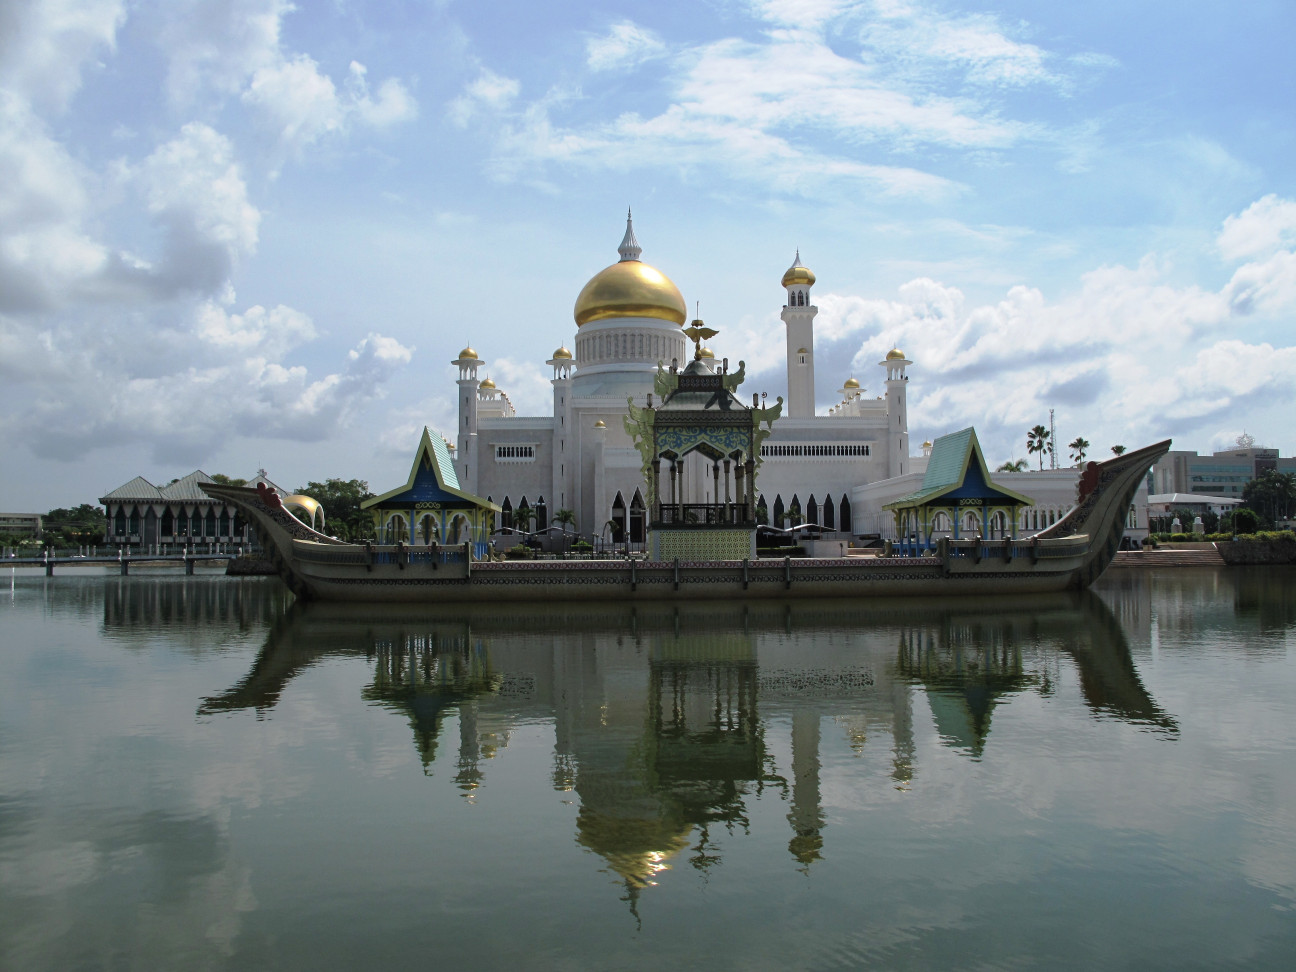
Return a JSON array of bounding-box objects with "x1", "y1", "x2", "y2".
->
[{"x1": 197, "y1": 591, "x2": 1175, "y2": 899}]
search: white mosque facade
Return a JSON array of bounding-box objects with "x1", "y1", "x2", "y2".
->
[
  {"x1": 450, "y1": 215, "x2": 915, "y2": 544},
  {"x1": 448, "y1": 215, "x2": 1147, "y2": 546}
]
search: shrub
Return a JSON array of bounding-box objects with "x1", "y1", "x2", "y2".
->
[{"x1": 1232, "y1": 508, "x2": 1261, "y2": 534}]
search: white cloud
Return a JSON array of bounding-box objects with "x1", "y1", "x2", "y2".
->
[
  {"x1": 138, "y1": 123, "x2": 261, "y2": 292},
  {"x1": 157, "y1": 0, "x2": 416, "y2": 160},
  {"x1": 0, "y1": 0, "x2": 125, "y2": 111},
  {"x1": 761, "y1": 195, "x2": 1296, "y2": 457},
  {"x1": 194, "y1": 300, "x2": 316, "y2": 359},
  {"x1": 16, "y1": 315, "x2": 413, "y2": 462},
  {"x1": 860, "y1": 0, "x2": 1061, "y2": 89},
  {"x1": 586, "y1": 21, "x2": 667, "y2": 72},
  {"x1": 448, "y1": 69, "x2": 520, "y2": 127},
  {"x1": 1217, "y1": 194, "x2": 1296, "y2": 262}
]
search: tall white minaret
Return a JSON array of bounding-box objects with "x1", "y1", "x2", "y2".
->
[
  {"x1": 547, "y1": 345, "x2": 574, "y2": 512},
  {"x1": 882, "y1": 347, "x2": 912, "y2": 478},
  {"x1": 781, "y1": 250, "x2": 817, "y2": 417},
  {"x1": 452, "y1": 345, "x2": 483, "y2": 488}
]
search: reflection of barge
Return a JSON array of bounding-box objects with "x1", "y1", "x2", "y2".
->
[{"x1": 201, "y1": 438, "x2": 1169, "y2": 603}]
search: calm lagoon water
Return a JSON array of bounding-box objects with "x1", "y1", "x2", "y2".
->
[{"x1": 2, "y1": 566, "x2": 1295, "y2": 970}]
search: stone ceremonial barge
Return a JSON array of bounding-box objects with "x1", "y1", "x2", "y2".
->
[{"x1": 202, "y1": 345, "x2": 1169, "y2": 602}]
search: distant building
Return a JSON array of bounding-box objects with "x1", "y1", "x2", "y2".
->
[
  {"x1": 1147, "y1": 493, "x2": 1240, "y2": 518},
  {"x1": 1149, "y1": 447, "x2": 1296, "y2": 498},
  {"x1": 0, "y1": 512, "x2": 42, "y2": 538},
  {"x1": 99, "y1": 470, "x2": 283, "y2": 547}
]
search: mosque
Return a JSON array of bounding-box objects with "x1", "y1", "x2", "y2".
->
[{"x1": 450, "y1": 213, "x2": 917, "y2": 544}]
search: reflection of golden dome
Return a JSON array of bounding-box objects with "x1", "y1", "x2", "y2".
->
[
  {"x1": 574, "y1": 261, "x2": 687, "y2": 327},
  {"x1": 886, "y1": 347, "x2": 906, "y2": 360},
  {"x1": 458, "y1": 346, "x2": 479, "y2": 360},
  {"x1": 843, "y1": 377, "x2": 860, "y2": 389},
  {"x1": 553, "y1": 346, "x2": 572, "y2": 359},
  {"x1": 479, "y1": 377, "x2": 496, "y2": 390},
  {"x1": 796, "y1": 347, "x2": 809, "y2": 355},
  {"x1": 594, "y1": 420, "x2": 606, "y2": 428},
  {"x1": 698, "y1": 347, "x2": 715, "y2": 359}
]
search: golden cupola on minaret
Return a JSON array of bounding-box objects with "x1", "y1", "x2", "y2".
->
[{"x1": 573, "y1": 211, "x2": 687, "y2": 326}]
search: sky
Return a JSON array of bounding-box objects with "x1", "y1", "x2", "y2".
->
[{"x1": 2, "y1": 0, "x2": 1294, "y2": 511}]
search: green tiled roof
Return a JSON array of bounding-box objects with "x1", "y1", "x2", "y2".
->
[
  {"x1": 885, "y1": 427, "x2": 1033, "y2": 510},
  {"x1": 363, "y1": 427, "x2": 498, "y2": 512}
]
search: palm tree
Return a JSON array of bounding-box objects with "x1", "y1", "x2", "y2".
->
[
  {"x1": 1068, "y1": 436, "x2": 1090, "y2": 465},
  {"x1": 996, "y1": 458, "x2": 1029, "y2": 473},
  {"x1": 514, "y1": 504, "x2": 536, "y2": 535},
  {"x1": 553, "y1": 508, "x2": 576, "y2": 535},
  {"x1": 552, "y1": 508, "x2": 576, "y2": 555},
  {"x1": 1111, "y1": 445, "x2": 1126, "y2": 456},
  {"x1": 1026, "y1": 425, "x2": 1051, "y2": 471}
]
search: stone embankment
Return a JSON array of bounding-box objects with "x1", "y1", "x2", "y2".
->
[
  {"x1": 1112, "y1": 547, "x2": 1225, "y2": 568},
  {"x1": 1113, "y1": 539, "x2": 1296, "y2": 567}
]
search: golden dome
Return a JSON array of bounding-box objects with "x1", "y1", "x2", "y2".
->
[
  {"x1": 781, "y1": 249, "x2": 815, "y2": 288},
  {"x1": 552, "y1": 346, "x2": 572, "y2": 360},
  {"x1": 843, "y1": 377, "x2": 860, "y2": 389},
  {"x1": 782, "y1": 264, "x2": 816, "y2": 288},
  {"x1": 458, "y1": 346, "x2": 479, "y2": 360},
  {"x1": 886, "y1": 347, "x2": 906, "y2": 360},
  {"x1": 593, "y1": 420, "x2": 606, "y2": 428},
  {"x1": 923, "y1": 440, "x2": 933, "y2": 448},
  {"x1": 574, "y1": 260, "x2": 687, "y2": 327},
  {"x1": 479, "y1": 377, "x2": 496, "y2": 390},
  {"x1": 797, "y1": 347, "x2": 809, "y2": 355},
  {"x1": 698, "y1": 347, "x2": 715, "y2": 359}
]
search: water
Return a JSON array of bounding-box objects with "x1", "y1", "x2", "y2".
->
[{"x1": 2, "y1": 566, "x2": 1294, "y2": 970}]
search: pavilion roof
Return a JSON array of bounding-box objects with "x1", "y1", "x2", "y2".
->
[
  {"x1": 884, "y1": 427, "x2": 1033, "y2": 511},
  {"x1": 362, "y1": 427, "x2": 501, "y2": 512}
]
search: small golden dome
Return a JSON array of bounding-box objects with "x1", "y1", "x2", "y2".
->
[
  {"x1": 797, "y1": 347, "x2": 809, "y2": 355},
  {"x1": 574, "y1": 260, "x2": 687, "y2": 327},
  {"x1": 594, "y1": 420, "x2": 606, "y2": 428},
  {"x1": 923, "y1": 440, "x2": 932, "y2": 448},
  {"x1": 479, "y1": 377, "x2": 496, "y2": 390},
  {"x1": 698, "y1": 347, "x2": 715, "y2": 359},
  {"x1": 782, "y1": 264, "x2": 816, "y2": 288},
  {"x1": 843, "y1": 377, "x2": 860, "y2": 389},
  {"x1": 886, "y1": 347, "x2": 906, "y2": 360},
  {"x1": 458, "y1": 346, "x2": 479, "y2": 360},
  {"x1": 552, "y1": 346, "x2": 572, "y2": 360}
]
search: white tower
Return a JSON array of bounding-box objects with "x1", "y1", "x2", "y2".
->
[
  {"x1": 452, "y1": 345, "x2": 482, "y2": 489},
  {"x1": 547, "y1": 345, "x2": 574, "y2": 512},
  {"x1": 881, "y1": 347, "x2": 912, "y2": 478},
  {"x1": 781, "y1": 251, "x2": 817, "y2": 418}
]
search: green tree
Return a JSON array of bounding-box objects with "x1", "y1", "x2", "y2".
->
[
  {"x1": 1026, "y1": 425, "x2": 1051, "y2": 471},
  {"x1": 1068, "y1": 436, "x2": 1090, "y2": 465},
  {"x1": 43, "y1": 504, "x2": 106, "y2": 545},
  {"x1": 1110, "y1": 445, "x2": 1127, "y2": 456},
  {"x1": 1241, "y1": 470, "x2": 1296, "y2": 525},
  {"x1": 295, "y1": 479, "x2": 374, "y2": 539},
  {"x1": 1231, "y1": 508, "x2": 1260, "y2": 535},
  {"x1": 209, "y1": 473, "x2": 248, "y2": 486},
  {"x1": 514, "y1": 504, "x2": 536, "y2": 534},
  {"x1": 996, "y1": 458, "x2": 1029, "y2": 473},
  {"x1": 553, "y1": 508, "x2": 576, "y2": 534}
]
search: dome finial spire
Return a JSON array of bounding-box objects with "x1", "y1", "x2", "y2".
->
[{"x1": 618, "y1": 209, "x2": 642, "y2": 262}]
